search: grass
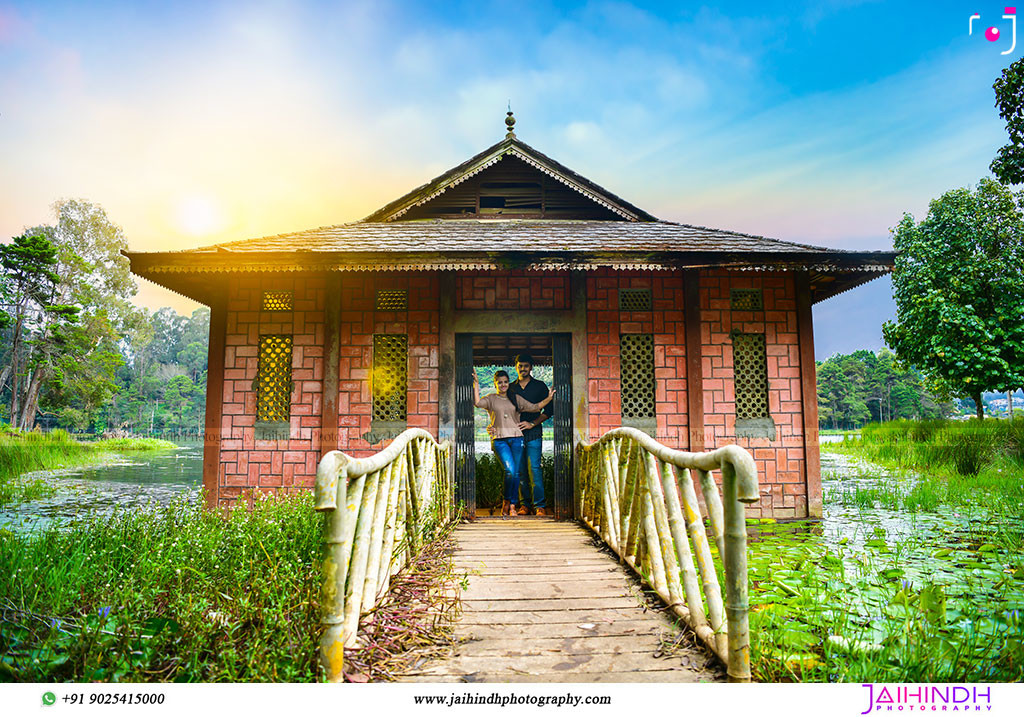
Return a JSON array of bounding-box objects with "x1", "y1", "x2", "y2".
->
[
  {"x1": 0, "y1": 492, "x2": 323, "y2": 682},
  {"x1": 823, "y1": 418, "x2": 1024, "y2": 513},
  {"x1": 0, "y1": 428, "x2": 177, "y2": 506}
]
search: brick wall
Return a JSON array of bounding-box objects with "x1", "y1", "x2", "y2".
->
[
  {"x1": 700, "y1": 270, "x2": 806, "y2": 518},
  {"x1": 585, "y1": 270, "x2": 689, "y2": 446},
  {"x1": 218, "y1": 275, "x2": 325, "y2": 506},
  {"x1": 337, "y1": 273, "x2": 440, "y2": 458},
  {"x1": 456, "y1": 271, "x2": 569, "y2": 310}
]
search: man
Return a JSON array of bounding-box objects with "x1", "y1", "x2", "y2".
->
[{"x1": 507, "y1": 353, "x2": 552, "y2": 516}]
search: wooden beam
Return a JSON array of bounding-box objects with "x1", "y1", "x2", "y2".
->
[
  {"x1": 795, "y1": 272, "x2": 822, "y2": 518},
  {"x1": 683, "y1": 270, "x2": 705, "y2": 452},
  {"x1": 320, "y1": 273, "x2": 341, "y2": 458},
  {"x1": 202, "y1": 290, "x2": 228, "y2": 510}
]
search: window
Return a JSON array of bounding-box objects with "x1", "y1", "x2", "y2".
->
[
  {"x1": 255, "y1": 334, "x2": 292, "y2": 440},
  {"x1": 620, "y1": 333, "x2": 656, "y2": 435},
  {"x1": 261, "y1": 291, "x2": 293, "y2": 311},
  {"x1": 366, "y1": 334, "x2": 408, "y2": 443}
]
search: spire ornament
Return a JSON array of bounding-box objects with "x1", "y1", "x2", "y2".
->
[{"x1": 505, "y1": 104, "x2": 516, "y2": 139}]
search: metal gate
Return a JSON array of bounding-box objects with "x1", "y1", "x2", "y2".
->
[
  {"x1": 454, "y1": 334, "x2": 476, "y2": 516},
  {"x1": 551, "y1": 333, "x2": 573, "y2": 517}
]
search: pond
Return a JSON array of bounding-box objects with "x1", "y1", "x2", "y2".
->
[{"x1": 0, "y1": 442, "x2": 203, "y2": 532}]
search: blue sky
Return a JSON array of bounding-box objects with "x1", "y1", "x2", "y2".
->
[{"x1": 0, "y1": 1, "x2": 1017, "y2": 357}]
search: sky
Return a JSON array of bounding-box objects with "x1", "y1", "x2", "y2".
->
[{"x1": 0, "y1": 0, "x2": 1017, "y2": 358}]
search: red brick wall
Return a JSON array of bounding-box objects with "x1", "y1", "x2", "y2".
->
[
  {"x1": 218, "y1": 275, "x2": 325, "y2": 505},
  {"x1": 585, "y1": 270, "x2": 689, "y2": 446},
  {"x1": 456, "y1": 271, "x2": 569, "y2": 310},
  {"x1": 337, "y1": 273, "x2": 440, "y2": 457},
  {"x1": 700, "y1": 270, "x2": 806, "y2": 518}
]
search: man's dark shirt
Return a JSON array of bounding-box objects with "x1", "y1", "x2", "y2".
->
[{"x1": 508, "y1": 376, "x2": 552, "y2": 443}]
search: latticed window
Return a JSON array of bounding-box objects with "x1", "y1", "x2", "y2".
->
[
  {"x1": 730, "y1": 288, "x2": 763, "y2": 311},
  {"x1": 261, "y1": 291, "x2": 293, "y2": 311},
  {"x1": 375, "y1": 289, "x2": 408, "y2": 311},
  {"x1": 732, "y1": 333, "x2": 769, "y2": 419},
  {"x1": 371, "y1": 335, "x2": 408, "y2": 422},
  {"x1": 620, "y1": 334, "x2": 655, "y2": 433},
  {"x1": 255, "y1": 335, "x2": 293, "y2": 440},
  {"x1": 619, "y1": 288, "x2": 652, "y2": 311}
]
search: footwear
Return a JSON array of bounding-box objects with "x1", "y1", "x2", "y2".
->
[
  {"x1": 535, "y1": 507, "x2": 548, "y2": 516},
  {"x1": 507, "y1": 504, "x2": 517, "y2": 518},
  {"x1": 517, "y1": 505, "x2": 530, "y2": 516},
  {"x1": 502, "y1": 500, "x2": 510, "y2": 516}
]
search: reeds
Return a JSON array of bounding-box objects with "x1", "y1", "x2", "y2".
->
[{"x1": 0, "y1": 430, "x2": 178, "y2": 505}]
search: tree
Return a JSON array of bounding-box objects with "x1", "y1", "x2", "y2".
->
[
  {"x1": 882, "y1": 179, "x2": 1024, "y2": 419},
  {"x1": 0, "y1": 234, "x2": 61, "y2": 426},
  {"x1": 13, "y1": 200, "x2": 144, "y2": 429},
  {"x1": 992, "y1": 58, "x2": 1024, "y2": 184}
]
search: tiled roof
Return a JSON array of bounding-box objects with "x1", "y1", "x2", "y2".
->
[{"x1": 181, "y1": 219, "x2": 837, "y2": 255}]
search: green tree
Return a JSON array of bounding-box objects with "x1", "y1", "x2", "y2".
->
[
  {"x1": 162, "y1": 374, "x2": 194, "y2": 433},
  {"x1": 0, "y1": 234, "x2": 61, "y2": 426},
  {"x1": 15, "y1": 200, "x2": 144, "y2": 429},
  {"x1": 992, "y1": 58, "x2": 1024, "y2": 184},
  {"x1": 882, "y1": 179, "x2": 1024, "y2": 419}
]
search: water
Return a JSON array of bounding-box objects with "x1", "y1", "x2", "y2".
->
[{"x1": 0, "y1": 442, "x2": 203, "y2": 532}]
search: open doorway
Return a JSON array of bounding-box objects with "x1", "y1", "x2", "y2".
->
[{"x1": 454, "y1": 333, "x2": 573, "y2": 519}]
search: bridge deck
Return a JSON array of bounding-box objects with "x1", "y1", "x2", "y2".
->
[{"x1": 401, "y1": 519, "x2": 722, "y2": 683}]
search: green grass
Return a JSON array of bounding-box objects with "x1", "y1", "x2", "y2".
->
[
  {"x1": 0, "y1": 429, "x2": 177, "y2": 506},
  {"x1": 0, "y1": 492, "x2": 324, "y2": 682}
]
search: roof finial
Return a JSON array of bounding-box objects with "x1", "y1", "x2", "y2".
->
[{"x1": 505, "y1": 103, "x2": 516, "y2": 139}]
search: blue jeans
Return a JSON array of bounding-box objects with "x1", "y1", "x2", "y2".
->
[
  {"x1": 492, "y1": 437, "x2": 524, "y2": 505},
  {"x1": 518, "y1": 438, "x2": 545, "y2": 509}
]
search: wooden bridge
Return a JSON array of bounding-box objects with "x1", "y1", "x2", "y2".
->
[{"x1": 314, "y1": 428, "x2": 759, "y2": 684}]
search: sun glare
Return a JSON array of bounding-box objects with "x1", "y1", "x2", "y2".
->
[{"x1": 175, "y1": 195, "x2": 226, "y2": 237}]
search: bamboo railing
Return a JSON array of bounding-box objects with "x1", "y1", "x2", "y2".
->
[
  {"x1": 314, "y1": 428, "x2": 454, "y2": 683},
  {"x1": 576, "y1": 428, "x2": 759, "y2": 682}
]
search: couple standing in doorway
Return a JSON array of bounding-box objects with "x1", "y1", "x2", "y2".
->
[{"x1": 471, "y1": 354, "x2": 554, "y2": 518}]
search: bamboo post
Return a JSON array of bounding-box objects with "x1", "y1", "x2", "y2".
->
[
  {"x1": 319, "y1": 465, "x2": 350, "y2": 683},
  {"x1": 600, "y1": 444, "x2": 620, "y2": 550},
  {"x1": 377, "y1": 457, "x2": 404, "y2": 600},
  {"x1": 639, "y1": 473, "x2": 668, "y2": 598},
  {"x1": 362, "y1": 461, "x2": 395, "y2": 609},
  {"x1": 622, "y1": 441, "x2": 644, "y2": 564},
  {"x1": 655, "y1": 458, "x2": 707, "y2": 629},
  {"x1": 676, "y1": 465, "x2": 727, "y2": 653},
  {"x1": 643, "y1": 453, "x2": 684, "y2": 608},
  {"x1": 342, "y1": 469, "x2": 381, "y2": 646},
  {"x1": 697, "y1": 468, "x2": 727, "y2": 559},
  {"x1": 722, "y1": 460, "x2": 751, "y2": 682}
]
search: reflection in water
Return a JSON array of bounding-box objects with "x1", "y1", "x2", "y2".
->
[{"x1": 0, "y1": 442, "x2": 203, "y2": 532}]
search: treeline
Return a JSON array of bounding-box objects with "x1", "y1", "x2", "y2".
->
[
  {"x1": 1, "y1": 200, "x2": 209, "y2": 436},
  {"x1": 816, "y1": 349, "x2": 952, "y2": 430}
]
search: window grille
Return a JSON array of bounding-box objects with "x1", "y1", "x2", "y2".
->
[
  {"x1": 730, "y1": 288, "x2": 763, "y2": 311},
  {"x1": 732, "y1": 333, "x2": 769, "y2": 419},
  {"x1": 261, "y1": 291, "x2": 294, "y2": 311},
  {"x1": 620, "y1": 334, "x2": 656, "y2": 420},
  {"x1": 619, "y1": 288, "x2": 652, "y2": 311},
  {"x1": 376, "y1": 289, "x2": 408, "y2": 311},
  {"x1": 372, "y1": 335, "x2": 408, "y2": 422},
  {"x1": 256, "y1": 335, "x2": 293, "y2": 422}
]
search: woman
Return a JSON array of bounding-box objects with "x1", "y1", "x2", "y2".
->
[{"x1": 472, "y1": 370, "x2": 554, "y2": 518}]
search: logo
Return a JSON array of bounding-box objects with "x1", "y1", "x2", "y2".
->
[
  {"x1": 970, "y1": 8, "x2": 1017, "y2": 54},
  {"x1": 861, "y1": 684, "x2": 994, "y2": 713},
  {"x1": 42, "y1": 692, "x2": 56, "y2": 706}
]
